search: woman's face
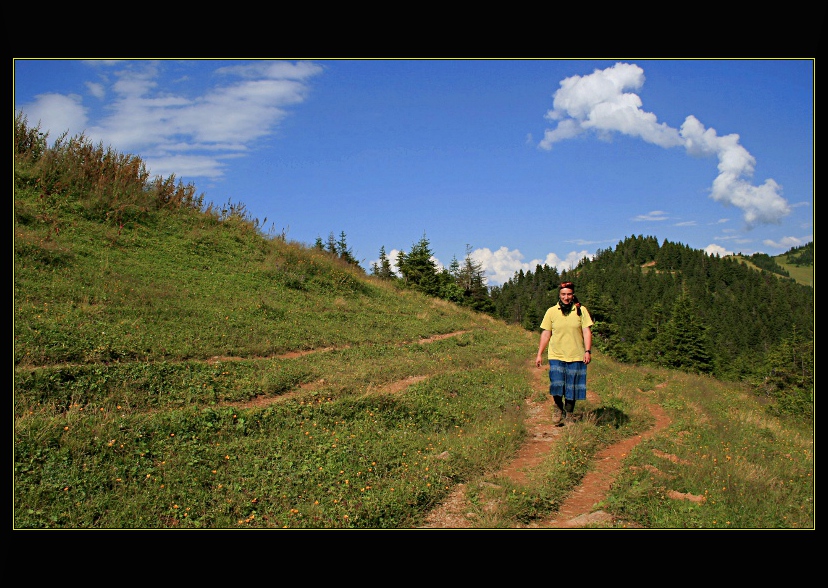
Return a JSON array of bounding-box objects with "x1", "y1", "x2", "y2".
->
[{"x1": 559, "y1": 288, "x2": 574, "y2": 302}]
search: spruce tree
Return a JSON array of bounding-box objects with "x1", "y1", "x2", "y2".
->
[
  {"x1": 396, "y1": 233, "x2": 439, "y2": 296},
  {"x1": 336, "y1": 230, "x2": 358, "y2": 266},
  {"x1": 660, "y1": 289, "x2": 713, "y2": 374},
  {"x1": 372, "y1": 246, "x2": 396, "y2": 280}
]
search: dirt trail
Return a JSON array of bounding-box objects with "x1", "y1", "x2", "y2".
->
[
  {"x1": 194, "y1": 330, "x2": 680, "y2": 528},
  {"x1": 421, "y1": 359, "x2": 674, "y2": 529}
]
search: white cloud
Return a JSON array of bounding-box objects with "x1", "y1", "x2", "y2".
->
[
  {"x1": 215, "y1": 60, "x2": 324, "y2": 82},
  {"x1": 539, "y1": 62, "x2": 791, "y2": 229},
  {"x1": 704, "y1": 244, "x2": 732, "y2": 257},
  {"x1": 18, "y1": 60, "x2": 324, "y2": 181},
  {"x1": 632, "y1": 210, "x2": 669, "y2": 222},
  {"x1": 540, "y1": 63, "x2": 683, "y2": 150},
  {"x1": 85, "y1": 82, "x2": 105, "y2": 99},
  {"x1": 18, "y1": 93, "x2": 88, "y2": 140},
  {"x1": 141, "y1": 154, "x2": 228, "y2": 179},
  {"x1": 366, "y1": 249, "x2": 402, "y2": 277},
  {"x1": 763, "y1": 235, "x2": 812, "y2": 250},
  {"x1": 387, "y1": 249, "x2": 402, "y2": 274}
]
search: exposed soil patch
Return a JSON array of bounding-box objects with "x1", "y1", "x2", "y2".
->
[
  {"x1": 421, "y1": 362, "x2": 679, "y2": 529},
  {"x1": 216, "y1": 332, "x2": 468, "y2": 410}
]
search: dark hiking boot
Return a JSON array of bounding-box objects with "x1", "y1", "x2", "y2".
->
[{"x1": 556, "y1": 409, "x2": 567, "y2": 427}]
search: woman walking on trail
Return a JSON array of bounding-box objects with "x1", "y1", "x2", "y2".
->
[{"x1": 535, "y1": 281, "x2": 594, "y2": 426}]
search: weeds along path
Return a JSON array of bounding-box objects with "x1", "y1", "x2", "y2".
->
[{"x1": 421, "y1": 360, "x2": 675, "y2": 529}]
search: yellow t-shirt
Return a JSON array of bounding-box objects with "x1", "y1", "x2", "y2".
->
[{"x1": 539, "y1": 304, "x2": 594, "y2": 362}]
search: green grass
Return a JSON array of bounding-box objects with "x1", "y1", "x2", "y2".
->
[
  {"x1": 774, "y1": 255, "x2": 814, "y2": 287},
  {"x1": 14, "y1": 121, "x2": 814, "y2": 529},
  {"x1": 729, "y1": 254, "x2": 813, "y2": 288},
  {"x1": 598, "y1": 370, "x2": 814, "y2": 529}
]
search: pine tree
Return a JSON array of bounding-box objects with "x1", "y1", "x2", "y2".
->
[
  {"x1": 660, "y1": 289, "x2": 713, "y2": 374},
  {"x1": 437, "y1": 268, "x2": 464, "y2": 303},
  {"x1": 372, "y1": 246, "x2": 396, "y2": 280},
  {"x1": 758, "y1": 325, "x2": 814, "y2": 418},
  {"x1": 633, "y1": 301, "x2": 669, "y2": 364},
  {"x1": 396, "y1": 233, "x2": 439, "y2": 296},
  {"x1": 583, "y1": 283, "x2": 622, "y2": 359},
  {"x1": 456, "y1": 245, "x2": 493, "y2": 312},
  {"x1": 448, "y1": 255, "x2": 460, "y2": 279},
  {"x1": 336, "y1": 230, "x2": 358, "y2": 266}
]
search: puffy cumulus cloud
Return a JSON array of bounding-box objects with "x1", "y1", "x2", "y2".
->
[
  {"x1": 680, "y1": 115, "x2": 790, "y2": 227},
  {"x1": 539, "y1": 62, "x2": 791, "y2": 229},
  {"x1": 386, "y1": 248, "x2": 403, "y2": 275},
  {"x1": 18, "y1": 60, "x2": 324, "y2": 180},
  {"x1": 472, "y1": 246, "x2": 591, "y2": 286},
  {"x1": 704, "y1": 244, "x2": 732, "y2": 257},
  {"x1": 541, "y1": 63, "x2": 683, "y2": 150}
]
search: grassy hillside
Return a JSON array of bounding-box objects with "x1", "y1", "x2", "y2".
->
[
  {"x1": 727, "y1": 253, "x2": 813, "y2": 288},
  {"x1": 14, "y1": 120, "x2": 814, "y2": 529},
  {"x1": 774, "y1": 255, "x2": 814, "y2": 287}
]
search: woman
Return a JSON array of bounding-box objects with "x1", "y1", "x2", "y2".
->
[{"x1": 535, "y1": 281, "x2": 593, "y2": 425}]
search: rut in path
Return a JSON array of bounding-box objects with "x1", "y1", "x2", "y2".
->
[{"x1": 421, "y1": 360, "x2": 673, "y2": 529}]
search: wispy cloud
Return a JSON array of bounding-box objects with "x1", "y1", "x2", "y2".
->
[
  {"x1": 763, "y1": 235, "x2": 812, "y2": 249},
  {"x1": 539, "y1": 62, "x2": 792, "y2": 229},
  {"x1": 632, "y1": 210, "x2": 670, "y2": 222},
  {"x1": 17, "y1": 60, "x2": 324, "y2": 180}
]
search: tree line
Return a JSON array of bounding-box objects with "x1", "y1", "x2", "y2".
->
[
  {"x1": 374, "y1": 234, "x2": 495, "y2": 314},
  {"x1": 317, "y1": 231, "x2": 494, "y2": 314},
  {"x1": 782, "y1": 241, "x2": 813, "y2": 266}
]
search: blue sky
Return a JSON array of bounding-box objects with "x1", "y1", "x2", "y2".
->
[{"x1": 14, "y1": 59, "x2": 814, "y2": 286}]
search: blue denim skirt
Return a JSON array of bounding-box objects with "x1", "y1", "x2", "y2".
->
[{"x1": 548, "y1": 359, "x2": 587, "y2": 401}]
